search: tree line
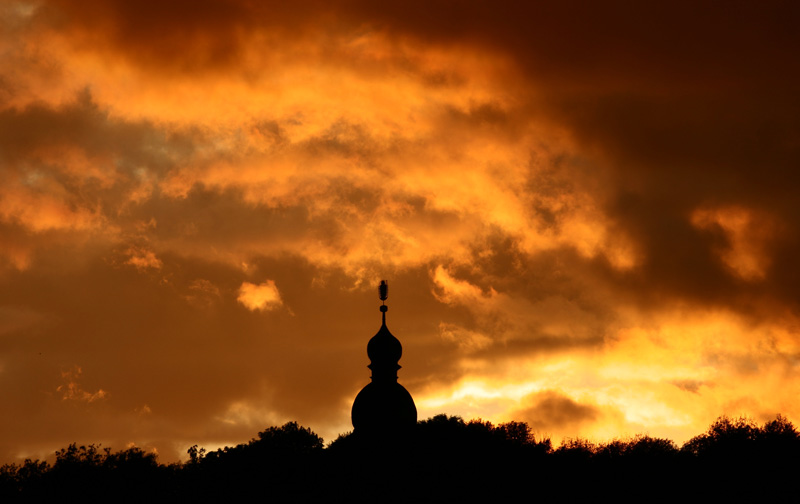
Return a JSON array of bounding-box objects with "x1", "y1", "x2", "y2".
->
[{"x1": 2, "y1": 414, "x2": 799, "y2": 502}]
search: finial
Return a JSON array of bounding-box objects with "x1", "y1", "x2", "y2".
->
[
  {"x1": 379, "y1": 280, "x2": 388, "y2": 319},
  {"x1": 379, "y1": 280, "x2": 388, "y2": 305},
  {"x1": 379, "y1": 280, "x2": 388, "y2": 302}
]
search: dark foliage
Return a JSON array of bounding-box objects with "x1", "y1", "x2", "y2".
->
[
  {"x1": 177, "y1": 421, "x2": 325, "y2": 501},
  {"x1": 2, "y1": 415, "x2": 800, "y2": 502},
  {"x1": 0, "y1": 444, "x2": 170, "y2": 502}
]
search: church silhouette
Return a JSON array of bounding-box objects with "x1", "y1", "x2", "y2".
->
[{"x1": 351, "y1": 281, "x2": 417, "y2": 437}]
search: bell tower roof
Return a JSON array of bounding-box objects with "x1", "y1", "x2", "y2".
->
[{"x1": 351, "y1": 280, "x2": 417, "y2": 436}]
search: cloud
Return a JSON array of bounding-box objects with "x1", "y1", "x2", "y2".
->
[
  {"x1": 237, "y1": 280, "x2": 283, "y2": 312},
  {"x1": 691, "y1": 205, "x2": 778, "y2": 281},
  {"x1": 124, "y1": 246, "x2": 162, "y2": 270},
  {"x1": 438, "y1": 322, "x2": 492, "y2": 353},
  {"x1": 514, "y1": 390, "x2": 600, "y2": 433},
  {"x1": 57, "y1": 366, "x2": 107, "y2": 403},
  {"x1": 0, "y1": 0, "x2": 799, "y2": 466}
]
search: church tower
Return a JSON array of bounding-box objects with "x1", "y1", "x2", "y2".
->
[{"x1": 351, "y1": 281, "x2": 417, "y2": 437}]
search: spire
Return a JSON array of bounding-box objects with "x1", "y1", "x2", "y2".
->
[
  {"x1": 351, "y1": 280, "x2": 417, "y2": 436},
  {"x1": 379, "y1": 279, "x2": 388, "y2": 325},
  {"x1": 367, "y1": 280, "x2": 401, "y2": 381}
]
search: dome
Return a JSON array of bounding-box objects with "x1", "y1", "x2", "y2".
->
[
  {"x1": 366, "y1": 321, "x2": 402, "y2": 369},
  {"x1": 351, "y1": 381, "x2": 417, "y2": 434}
]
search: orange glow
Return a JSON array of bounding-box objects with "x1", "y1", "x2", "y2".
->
[
  {"x1": 1, "y1": 0, "x2": 798, "y2": 464},
  {"x1": 237, "y1": 281, "x2": 284, "y2": 312}
]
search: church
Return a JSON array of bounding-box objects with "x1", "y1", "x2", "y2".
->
[{"x1": 351, "y1": 281, "x2": 417, "y2": 437}]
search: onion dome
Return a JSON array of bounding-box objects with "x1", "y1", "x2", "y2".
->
[{"x1": 366, "y1": 310, "x2": 402, "y2": 381}]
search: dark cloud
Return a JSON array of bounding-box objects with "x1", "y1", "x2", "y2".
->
[
  {"x1": 39, "y1": 0, "x2": 321, "y2": 73},
  {"x1": 332, "y1": 0, "x2": 800, "y2": 317},
  {"x1": 0, "y1": 89, "x2": 165, "y2": 163},
  {"x1": 514, "y1": 390, "x2": 600, "y2": 433},
  {"x1": 34, "y1": 1, "x2": 800, "y2": 96},
  {"x1": 672, "y1": 379, "x2": 703, "y2": 394},
  {"x1": 353, "y1": 1, "x2": 800, "y2": 90}
]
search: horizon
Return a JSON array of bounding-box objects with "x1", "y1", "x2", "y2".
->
[
  {"x1": 8, "y1": 411, "x2": 794, "y2": 467},
  {"x1": 2, "y1": 0, "x2": 800, "y2": 465}
]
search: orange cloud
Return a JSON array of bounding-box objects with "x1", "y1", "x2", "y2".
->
[
  {"x1": 237, "y1": 280, "x2": 283, "y2": 312},
  {"x1": 691, "y1": 205, "x2": 777, "y2": 281},
  {"x1": 57, "y1": 366, "x2": 108, "y2": 403},
  {"x1": 124, "y1": 246, "x2": 162, "y2": 270}
]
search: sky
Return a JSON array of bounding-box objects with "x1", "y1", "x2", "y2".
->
[{"x1": 1, "y1": 0, "x2": 800, "y2": 464}]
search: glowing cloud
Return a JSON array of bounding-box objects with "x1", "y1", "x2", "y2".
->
[
  {"x1": 237, "y1": 280, "x2": 283, "y2": 312},
  {"x1": 124, "y1": 246, "x2": 163, "y2": 270}
]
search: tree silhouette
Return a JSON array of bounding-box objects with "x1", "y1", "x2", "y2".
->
[
  {"x1": 189, "y1": 421, "x2": 325, "y2": 501},
  {"x1": 682, "y1": 415, "x2": 760, "y2": 458},
  {"x1": 2, "y1": 414, "x2": 800, "y2": 501}
]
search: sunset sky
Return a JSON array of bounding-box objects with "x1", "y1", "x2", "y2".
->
[{"x1": 2, "y1": 0, "x2": 800, "y2": 464}]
